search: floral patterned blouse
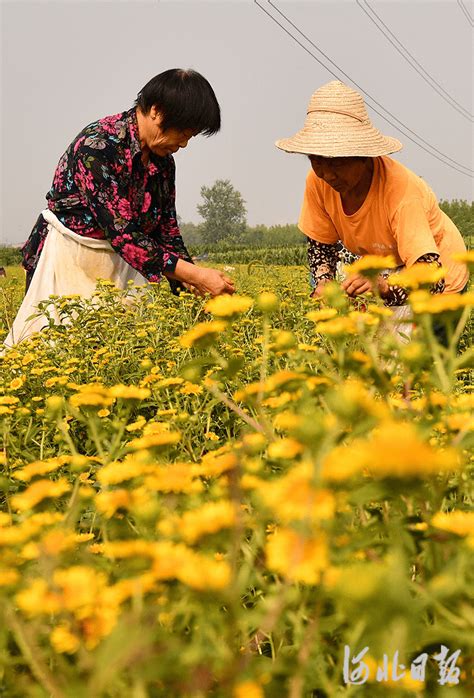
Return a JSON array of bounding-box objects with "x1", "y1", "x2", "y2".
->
[{"x1": 21, "y1": 108, "x2": 192, "y2": 286}]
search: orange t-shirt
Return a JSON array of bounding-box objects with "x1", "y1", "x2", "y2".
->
[{"x1": 298, "y1": 156, "x2": 468, "y2": 293}]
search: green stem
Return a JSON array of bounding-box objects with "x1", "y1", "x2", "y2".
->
[
  {"x1": 420, "y1": 315, "x2": 451, "y2": 393},
  {"x1": 4, "y1": 604, "x2": 65, "y2": 698}
]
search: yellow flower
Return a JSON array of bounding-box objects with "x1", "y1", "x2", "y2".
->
[
  {"x1": 256, "y1": 291, "x2": 279, "y2": 314},
  {"x1": 431, "y1": 511, "x2": 474, "y2": 537},
  {"x1": 70, "y1": 391, "x2": 115, "y2": 408},
  {"x1": 409, "y1": 290, "x2": 474, "y2": 314},
  {"x1": 233, "y1": 681, "x2": 264, "y2": 698},
  {"x1": 198, "y1": 449, "x2": 238, "y2": 477},
  {"x1": 205, "y1": 294, "x2": 253, "y2": 317},
  {"x1": 306, "y1": 308, "x2": 338, "y2": 322},
  {"x1": 11, "y1": 478, "x2": 71, "y2": 511},
  {"x1": 95, "y1": 489, "x2": 131, "y2": 518},
  {"x1": 0, "y1": 396, "x2": 19, "y2": 405},
  {"x1": 179, "y1": 320, "x2": 227, "y2": 349},
  {"x1": 451, "y1": 250, "x2": 474, "y2": 267},
  {"x1": 445, "y1": 413, "x2": 474, "y2": 432},
  {"x1": 242, "y1": 432, "x2": 267, "y2": 452},
  {"x1": 266, "y1": 528, "x2": 328, "y2": 584},
  {"x1": 180, "y1": 381, "x2": 203, "y2": 396},
  {"x1": 125, "y1": 417, "x2": 147, "y2": 432},
  {"x1": 270, "y1": 330, "x2": 297, "y2": 351},
  {"x1": 176, "y1": 501, "x2": 237, "y2": 543},
  {"x1": 205, "y1": 431, "x2": 220, "y2": 441},
  {"x1": 21, "y1": 528, "x2": 78, "y2": 559},
  {"x1": 315, "y1": 317, "x2": 358, "y2": 336},
  {"x1": 96, "y1": 458, "x2": 152, "y2": 486},
  {"x1": 268, "y1": 438, "x2": 304, "y2": 460},
  {"x1": 9, "y1": 377, "x2": 25, "y2": 390},
  {"x1": 109, "y1": 385, "x2": 151, "y2": 400},
  {"x1": 366, "y1": 304, "x2": 393, "y2": 317},
  {"x1": 50, "y1": 624, "x2": 80, "y2": 654},
  {"x1": 0, "y1": 569, "x2": 19, "y2": 586},
  {"x1": 255, "y1": 465, "x2": 335, "y2": 523},
  {"x1": 321, "y1": 422, "x2": 459, "y2": 480},
  {"x1": 348, "y1": 310, "x2": 379, "y2": 326},
  {"x1": 156, "y1": 377, "x2": 184, "y2": 388},
  {"x1": 346, "y1": 255, "x2": 397, "y2": 276},
  {"x1": 12, "y1": 456, "x2": 71, "y2": 482},
  {"x1": 145, "y1": 463, "x2": 201, "y2": 494},
  {"x1": 15, "y1": 579, "x2": 61, "y2": 616},
  {"x1": 53, "y1": 566, "x2": 107, "y2": 613},
  {"x1": 97, "y1": 409, "x2": 110, "y2": 418},
  {"x1": 126, "y1": 431, "x2": 181, "y2": 451},
  {"x1": 388, "y1": 263, "x2": 445, "y2": 289},
  {"x1": 262, "y1": 392, "x2": 296, "y2": 409}
]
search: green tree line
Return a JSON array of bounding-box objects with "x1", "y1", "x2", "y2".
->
[{"x1": 0, "y1": 191, "x2": 472, "y2": 267}]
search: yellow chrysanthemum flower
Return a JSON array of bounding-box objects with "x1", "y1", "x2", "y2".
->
[
  {"x1": 50, "y1": 624, "x2": 80, "y2": 654},
  {"x1": 431, "y1": 511, "x2": 474, "y2": 537},
  {"x1": 266, "y1": 528, "x2": 328, "y2": 584},
  {"x1": 409, "y1": 290, "x2": 474, "y2": 314},
  {"x1": 321, "y1": 421, "x2": 459, "y2": 480},
  {"x1": 306, "y1": 308, "x2": 338, "y2": 322},
  {"x1": 11, "y1": 479, "x2": 71, "y2": 512},
  {"x1": 205, "y1": 294, "x2": 253, "y2": 317},
  {"x1": 109, "y1": 385, "x2": 151, "y2": 400},
  {"x1": 346, "y1": 255, "x2": 397, "y2": 276},
  {"x1": 126, "y1": 431, "x2": 181, "y2": 452},
  {"x1": 268, "y1": 437, "x2": 304, "y2": 460},
  {"x1": 388, "y1": 263, "x2": 445, "y2": 289},
  {"x1": 176, "y1": 500, "x2": 237, "y2": 543},
  {"x1": 12, "y1": 456, "x2": 71, "y2": 482},
  {"x1": 179, "y1": 320, "x2": 228, "y2": 348},
  {"x1": 233, "y1": 681, "x2": 264, "y2": 698}
]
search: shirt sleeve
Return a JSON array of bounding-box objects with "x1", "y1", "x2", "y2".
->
[
  {"x1": 392, "y1": 197, "x2": 440, "y2": 268},
  {"x1": 73, "y1": 147, "x2": 182, "y2": 283},
  {"x1": 381, "y1": 252, "x2": 445, "y2": 306},
  {"x1": 307, "y1": 238, "x2": 339, "y2": 284},
  {"x1": 298, "y1": 170, "x2": 339, "y2": 244}
]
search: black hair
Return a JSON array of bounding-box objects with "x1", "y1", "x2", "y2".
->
[{"x1": 135, "y1": 68, "x2": 221, "y2": 135}]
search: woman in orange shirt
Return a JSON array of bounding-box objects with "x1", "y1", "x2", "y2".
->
[{"x1": 276, "y1": 81, "x2": 468, "y2": 307}]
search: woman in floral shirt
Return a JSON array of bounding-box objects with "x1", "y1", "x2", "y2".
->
[{"x1": 21, "y1": 68, "x2": 234, "y2": 298}]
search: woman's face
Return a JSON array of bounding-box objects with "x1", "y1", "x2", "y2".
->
[
  {"x1": 139, "y1": 105, "x2": 196, "y2": 157},
  {"x1": 308, "y1": 155, "x2": 371, "y2": 195}
]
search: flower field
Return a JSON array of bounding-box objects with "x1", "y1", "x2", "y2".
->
[{"x1": 0, "y1": 263, "x2": 473, "y2": 697}]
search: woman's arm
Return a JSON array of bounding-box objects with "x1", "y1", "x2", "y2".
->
[
  {"x1": 379, "y1": 252, "x2": 445, "y2": 306},
  {"x1": 307, "y1": 238, "x2": 340, "y2": 296}
]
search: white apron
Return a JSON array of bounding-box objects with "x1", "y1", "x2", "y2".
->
[{"x1": 4, "y1": 210, "x2": 147, "y2": 348}]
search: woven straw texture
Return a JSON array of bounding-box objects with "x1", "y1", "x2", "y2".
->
[{"x1": 276, "y1": 81, "x2": 403, "y2": 158}]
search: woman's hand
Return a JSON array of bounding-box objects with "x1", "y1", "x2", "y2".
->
[
  {"x1": 310, "y1": 279, "x2": 332, "y2": 298},
  {"x1": 341, "y1": 274, "x2": 373, "y2": 297},
  {"x1": 165, "y1": 259, "x2": 235, "y2": 297},
  {"x1": 187, "y1": 267, "x2": 235, "y2": 297}
]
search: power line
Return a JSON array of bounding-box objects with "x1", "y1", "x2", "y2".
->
[
  {"x1": 357, "y1": 0, "x2": 473, "y2": 122},
  {"x1": 457, "y1": 0, "x2": 474, "y2": 27},
  {"x1": 262, "y1": 0, "x2": 473, "y2": 176}
]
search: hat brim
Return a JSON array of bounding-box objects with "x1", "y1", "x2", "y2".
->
[{"x1": 275, "y1": 123, "x2": 403, "y2": 158}]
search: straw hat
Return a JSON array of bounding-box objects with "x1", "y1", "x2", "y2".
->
[{"x1": 276, "y1": 81, "x2": 402, "y2": 158}]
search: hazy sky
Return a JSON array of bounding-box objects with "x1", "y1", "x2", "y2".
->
[{"x1": 1, "y1": 0, "x2": 473, "y2": 245}]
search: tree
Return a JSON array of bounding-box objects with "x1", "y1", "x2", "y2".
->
[{"x1": 197, "y1": 179, "x2": 247, "y2": 245}]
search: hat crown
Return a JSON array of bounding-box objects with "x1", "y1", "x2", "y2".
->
[{"x1": 307, "y1": 81, "x2": 369, "y2": 123}]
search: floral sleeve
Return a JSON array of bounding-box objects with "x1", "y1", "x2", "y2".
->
[
  {"x1": 381, "y1": 252, "x2": 446, "y2": 306},
  {"x1": 307, "y1": 238, "x2": 340, "y2": 284},
  {"x1": 74, "y1": 147, "x2": 180, "y2": 283}
]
